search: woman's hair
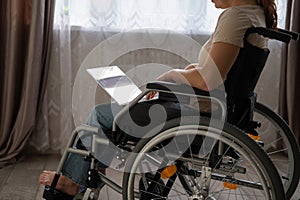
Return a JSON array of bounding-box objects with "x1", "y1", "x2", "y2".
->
[{"x1": 258, "y1": 0, "x2": 278, "y2": 29}]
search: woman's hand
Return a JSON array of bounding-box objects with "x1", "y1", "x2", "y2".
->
[
  {"x1": 144, "y1": 70, "x2": 176, "y2": 100},
  {"x1": 145, "y1": 91, "x2": 157, "y2": 100}
]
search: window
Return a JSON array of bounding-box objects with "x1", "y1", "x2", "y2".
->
[
  {"x1": 54, "y1": 0, "x2": 221, "y2": 33},
  {"x1": 54, "y1": 0, "x2": 286, "y2": 33}
]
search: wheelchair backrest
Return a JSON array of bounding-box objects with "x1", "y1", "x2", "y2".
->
[
  {"x1": 225, "y1": 27, "x2": 297, "y2": 102},
  {"x1": 224, "y1": 27, "x2": 297, "y2": 128},
  {"x1": 224, "y1": 40, "x2": 269, "y2": 101},
  {"x1": 224, "y1": 39, "x2": 269, "y2": 128}
]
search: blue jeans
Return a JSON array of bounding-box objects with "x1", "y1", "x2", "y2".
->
[
  {"x1": 61, "y1": 100, "x2": 198, "y2": 189},
  {"x1": 62, "y1": 103, "x2": 123, "y2": 189}
]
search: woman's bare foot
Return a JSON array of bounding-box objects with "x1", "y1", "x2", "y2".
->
[{"x1": 39, "y1": 170, "x2": 79, "y2": 196}]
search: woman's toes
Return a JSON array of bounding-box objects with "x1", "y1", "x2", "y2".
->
[{"x1": 39, "y1": 171, "x2": 55, "y2": 185}]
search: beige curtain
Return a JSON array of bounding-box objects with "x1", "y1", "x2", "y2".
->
[
  {"x1": 0, "y1": 0, "x2": 55, "y2": 167},
  {"x1": 280, "y1": 0, "x2": 300, "y2": 143}
]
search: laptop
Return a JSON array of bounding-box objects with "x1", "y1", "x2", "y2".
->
[{"x1": 87, "y1": 66, "x2": 143, "y2": 105}]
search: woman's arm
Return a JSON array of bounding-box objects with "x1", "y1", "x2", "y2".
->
[{"x1": 157, "y1": 42, "x2": 240, "y2": 91}]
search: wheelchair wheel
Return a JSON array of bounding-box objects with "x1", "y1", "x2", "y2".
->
[
  {"x1": 138, "y1": 173, "x2": 165, "y2": 199},
  {"x1": 253, "y1": 102, "x2": 300, "y2": 199},
  {"x1": 122, "y1": 117, "x2": 285, "y2": 200}
]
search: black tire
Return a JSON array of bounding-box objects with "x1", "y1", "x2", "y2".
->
[
  {"x1": 254, "y1": 102, "x2": 300, "y2": 199},
  {"x1": 122, "y1": 116, "x2": 285, "y2": 199}
]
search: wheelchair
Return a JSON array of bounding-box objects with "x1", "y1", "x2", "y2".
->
[{"x1": 43, "y1": 27, "x2": 299, "y2": 200}]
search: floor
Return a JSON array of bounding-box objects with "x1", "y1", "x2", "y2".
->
[{"x1": 0, "y1": 153, "x2": 299, "y2": 200}]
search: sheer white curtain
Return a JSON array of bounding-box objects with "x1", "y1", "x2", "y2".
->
[
  {"x1": 29, "y1": 0, "x2": 287, "y2": 152},
  {"x1": 55, "y1": 0, "x2": 220, "y2": 33}
]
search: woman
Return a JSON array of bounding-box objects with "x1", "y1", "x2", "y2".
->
[{"x1": 39, "y1": 0, "x2": 277, "y2": 196}]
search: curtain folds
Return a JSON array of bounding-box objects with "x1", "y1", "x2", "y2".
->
[
  {"x1": 280, "y1": 0, "x2": 300, "y2": 143},
  {"x1": 0, "y1": 0, "x2": 55, "y2": 167}
]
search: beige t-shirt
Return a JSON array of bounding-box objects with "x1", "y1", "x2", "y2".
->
[
  {"x1": 191, "y1": 5, "x2": 267, "y2": 112},
  {"x1": 201, "y1": 5, "x2": 268, "y2": 57}
]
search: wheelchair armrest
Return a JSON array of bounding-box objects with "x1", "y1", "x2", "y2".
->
[
  {"x1": 146, "y1": 81, "x2": 225, "y2": 100},
  {"x1": 146, "y1": 81, "x2": 210, "y2": 96}
]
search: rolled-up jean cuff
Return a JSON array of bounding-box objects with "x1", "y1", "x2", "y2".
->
[{"x1": 62, "y1": 153, "x2": 91, "y2": 186}]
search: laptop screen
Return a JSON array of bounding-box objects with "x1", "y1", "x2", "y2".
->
[{"x1": 87, "y1": 66, "x2": 142, "y2": 105}]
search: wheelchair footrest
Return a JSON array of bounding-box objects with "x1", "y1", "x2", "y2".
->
[{"x1": 43, "y1": 185, "x2": 74, "y2": 200}]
